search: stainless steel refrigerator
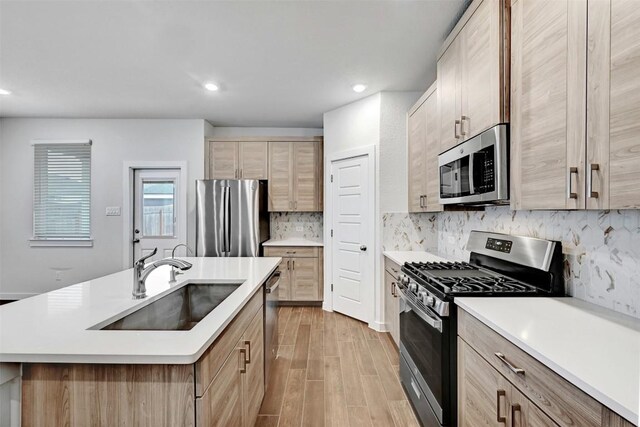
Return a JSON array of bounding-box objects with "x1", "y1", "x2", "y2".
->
[{"x1": 195, "y1": 180, "x2": 270, "y2": 257}]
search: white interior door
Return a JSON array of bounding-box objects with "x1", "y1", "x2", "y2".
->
[
  {"x1": 132, "y1": 169, "x2": 184, "y2": 263},
  {"x1": 331, "y1": 154, "x2": 372, "y2": 323}
]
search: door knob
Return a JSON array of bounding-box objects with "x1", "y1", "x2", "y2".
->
[
  {"x1": 132, "y1": 239, "x2": 140, "y2": 244},
  {"x1": 360, "y1": 245, "x2": 367, "y2": 251}
]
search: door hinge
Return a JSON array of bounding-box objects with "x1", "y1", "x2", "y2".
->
[
  {"x1": 331, "y1": 174, "x2": 333, "y2": 183},
  {"x1": 331, "y1": 229, "x2": 333, "y2": 237}
]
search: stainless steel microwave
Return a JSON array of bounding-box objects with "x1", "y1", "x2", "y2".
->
[{"x1": 438, "y1": 124, "x2": 509, "y2": 205}]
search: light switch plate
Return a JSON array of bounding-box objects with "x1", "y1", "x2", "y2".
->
[{"x1": 106, "y1": 206, "x2": 121, "y2": 216}]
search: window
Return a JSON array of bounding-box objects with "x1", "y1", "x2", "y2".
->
[
  {"x1": 141, "y1": 180, "x2": 176, "y2": 237},
  {"x1": 31, "y1": 140, "x2": 92, "y2": 246}
]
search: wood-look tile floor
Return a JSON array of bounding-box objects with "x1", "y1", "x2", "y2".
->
[{"x1": 255, "y1": 306, "x2": 419, "y2": 427}]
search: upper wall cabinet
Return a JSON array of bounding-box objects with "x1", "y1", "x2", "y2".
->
[
  {"x1": 268, "y1": 139, "x2": 323, "y2": 212},
  {"x1": 511, "y1": 0, "x2": 640, "y2": 210},
  {"x1": 438, "y1": 0, "x2": 509, "y2": 153},
  {"x1": 205, "y1": 140, "x2": 268, "y2": 179},
  {"x1": 408, "y1": 83, "x2": 443, "y2": 213}
]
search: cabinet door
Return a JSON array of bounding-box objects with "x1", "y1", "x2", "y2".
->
[
  {"x1": 509, "y1": 386, "x2": 558, "y2": 427},
  {"x1": 293, "y1": 142, "x2": 319, "y2": 211},
  {"x1": 196, "y1": 344, "x2": 244, "y2": 427},
  {"x1": 239, "y1": 141, "x2": 268, "y2": 179},
  {"x1": 458, "y1": 339, "x2": 511, "y2": 427},
  {"x1": 208, "y1": 141, "x2": 240, "y2": 179},
  {"x1": 461, "y1": 0, "x2": 502, "y2": 139},
  {"x1": 408, "y1": 100, "x2": 428, "y2": 212},
  {"x1": 268, "y1": 142, "x2": 293, "y2": 211},
  {"x1": 243, "y1": 310, "x2": 265, "y2": 427},
  {"x1": 510, "y1": 0, "x2": 586, "y2": 210},
  {"x1": 384, "y1": 271, "x2": 399, "y2": 345},
  {"x1": 587, "y1": 0, "x2": 640, "y2": 209},
  {"x1": 276, "y1": 258, "x2": 292, "y2": 301},
  {"x1": 291, "y1": 257, "x2": 319, "y2": 301},
  {"x1": 438, "y1": 37, "x2": 463, "y2": 153},
  {"x1": 424, "y1": 88, "x2": 444, "y2": 212}
]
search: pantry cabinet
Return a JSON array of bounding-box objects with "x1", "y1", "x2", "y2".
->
[
  {"x1": 205, "y1": 140, "x2": 268, "y2": 179},
  {"x1": 437, "y1": 0, "x2": 508, "y2": 153},
  {"x1": 510, "y1": 0, "x2": 640, "y2": 210},
  {"x1": 264, "y1": 246, "x2": 323, "y2": 302},
  {"x1": 458, "y1": 308, "x2": 635, "y2": 427},
  {"x1": 268, "y1": 140, "x2": 323, "y2": 212},
  {"x1": 408, "y1": 83, "x2": 443, "y2": 213}
]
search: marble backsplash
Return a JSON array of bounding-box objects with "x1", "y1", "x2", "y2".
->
[
  {"x1": 382, "y1": 209, "x2": 640, "y2": 319},
  {"x1": 270, "y1": 212, "x2": 323, "y2": 241}
]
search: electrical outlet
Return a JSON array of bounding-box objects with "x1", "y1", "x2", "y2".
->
[
  {"x1": 106, "y1": 206, "x2": 121, "y2": 216},
  {"x1": 295, "y1": 226, "x2": 303, "y2": 232},
  {"x1": 55, "y1": 271, "x2": 62, "y2": 281}
]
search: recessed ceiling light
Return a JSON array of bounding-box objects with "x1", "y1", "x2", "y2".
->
[
  {"x1": 0, "y1": 88, "x2": 11, "y2": 95},
  {"x1": 352, "y1": 84, "x2": 367, "y2": 93},
  {"x1": 204, "y1": 83, "x2": 219, "y2": 91}
]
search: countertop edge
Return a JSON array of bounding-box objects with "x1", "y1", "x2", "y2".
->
[
  {"x1": 1, "y1": 261, "x2": 279, "y2": 365},
  {"x1": 455, "y1": 299, "x2": 639, "y2": 425},
  {"x1": 263, "y1": 239, "x2": 324, "y2": 247}
]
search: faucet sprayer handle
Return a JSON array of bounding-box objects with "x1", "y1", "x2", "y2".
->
[{"x1": 136, "y1": 247, "x2": 158, "y2": 266}]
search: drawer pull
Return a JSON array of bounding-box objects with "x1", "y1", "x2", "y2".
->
[
  {"x1": 495, "y1": 352, "x2": 525, "y2": 375},
  {"x1": 244, "y1": 340, "x2": 251, "y2": 363},
  {"x1": 496, "y1": 389, "x2": 506, "y2": 423},
  {"x1": 511, "y1": 403, "x2": 522, "y2": 427}
]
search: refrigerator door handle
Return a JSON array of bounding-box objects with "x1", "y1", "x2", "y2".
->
[{"x1": 223, "y1": 186, "x2": 231, "y2": 253}]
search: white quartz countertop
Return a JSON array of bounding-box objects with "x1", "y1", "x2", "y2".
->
[
  {"x1": 456, "y1": 297, "x2": 640, "y2": 424},
  {"x1": 263, "y1": 238, "x2": 323, "y2": 247},
  {"x1": 0, "y1": 257, "x2": 280, "y2": 364},
  {"x1": 383, "y1": 250, "x2": 448, "y2": 265}
]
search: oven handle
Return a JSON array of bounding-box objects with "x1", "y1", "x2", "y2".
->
[
  {"x1": 468, "y1": 152, "x2": 475, "y2": 195},
  {"x1": 397, "y1": 287, "x2": 443, "y2": 333}
]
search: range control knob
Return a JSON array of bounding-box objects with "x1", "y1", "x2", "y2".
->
[
  {"x1": 408, "y1": 283, "x2": 418, "y2": 294},
  {"x1": 426, "y1": 295, "x2": 435, "y2": 307}
]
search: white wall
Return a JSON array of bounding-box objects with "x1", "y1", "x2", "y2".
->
[
  {"x1": 206, "y1": 126, "x2": 323, "y2": 137},
  {"x1": 0, "y1": 118, "x2": 206, "y2": 298},
  {"x1": 379, "y1": 92, "x2": 420, "y2": 213},
  {"x1": 0, "y1": 119, "x2": 3, "y2": 294}
]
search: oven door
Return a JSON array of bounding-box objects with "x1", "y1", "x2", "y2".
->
[
  {"x1": 398, "y1": 293, "x2": 452, "y2": 426},
  {"x1": 438, "y1": 124, "x2": 509, "y2": 205}
]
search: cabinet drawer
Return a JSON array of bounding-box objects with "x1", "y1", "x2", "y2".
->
[
  {"x1": 384, "y1": 257, "x2": 402, "y2": 278},
  {"x1": 195, "y1": 289, "x2": 263, "y2": 397},
  {"x1": 264, "y1": 246, "x2": 318, "y2": 258},
  {"x1": 458, "y1": 308, "x2": 602, "y2": 427}
]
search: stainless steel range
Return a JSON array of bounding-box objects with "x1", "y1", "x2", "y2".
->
[{"x1": 396, "y1": 231, "x2": 564, "y2": 427}]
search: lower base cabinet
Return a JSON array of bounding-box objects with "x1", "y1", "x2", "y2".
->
[
  {"x1": 196, "y1": 309, "x2": 264, "y2": 427},
  {"x1": 264, "y1": 246, "x2": 323, "y2": 302},
  {"x1": 384, "y1": 257, "x2": 401, "y2": 345},
  {"x1": 458, "y1": 308, "x2": 635, "y2": 427}
]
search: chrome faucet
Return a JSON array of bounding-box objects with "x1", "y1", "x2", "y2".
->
[
  {"x1": 133, "y1": 248, "x2": 193, "y2": 299},
  {"x1": 169, "y1": 243, "x2": 194, "y2": 283}
]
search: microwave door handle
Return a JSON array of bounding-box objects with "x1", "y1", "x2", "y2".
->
[{"x1": 468, "y1": 152, "x2": 475, "y2": 195}]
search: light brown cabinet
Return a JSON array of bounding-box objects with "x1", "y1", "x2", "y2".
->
[
  {"x1": 458, "y1": 307, "x2": 636, "y2": 427},
  {"x1": 438, "y1": 0, "x2": 508, "y2": 153},
  {"x1": 384, "y1": 269, "x2": 400, "y2": 345},
  {"x1": 510, "y1": 0, "x2": 640, "y2": 210},
  {"x1": 408, "y1": 83, "x2": 443, "y2": 213},
  {"x1": 264, "y1": 246, "x2": 323, "y2": 302},
  {"x1": 268, "y1": 141, "x2": 323, "y2": 212},
  {"x1": 205, "y1": 140, "x2": 268, "y2": 179}
]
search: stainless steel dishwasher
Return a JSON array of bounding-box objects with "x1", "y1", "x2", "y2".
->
[{"x1": 264, "y1": 270, "x2": 280, "y2": 388}]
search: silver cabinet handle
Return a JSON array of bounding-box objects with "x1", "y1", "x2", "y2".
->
[
  {"x1": 454, "y1": 119, "x2": 461, "y2": 139},
  {"x1": 588, "y1": 163, "x2": 600, "y2": 198},
  {"x1": 495, "y1": 352, "x2": 525, "y2": 375},
  {"x1": 240, "y1": 168, "x2": 243, "y2": 178},
  {"x1": 294, "y1": 201, "x2": 297, "y2": 210},
  {"x1": 461, "y1": 115, "x2": 469, "y2": 136},
  {"x1": 567, "y1": 167, "x2": 578, "y2": 199},
  {"x1": 292, "y1": 260, "x2": 295, "y2": 270}
]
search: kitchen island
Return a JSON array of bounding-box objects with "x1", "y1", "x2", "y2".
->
[{"x1": 0, "y1": 256, "x2": 280, "y2": 426}]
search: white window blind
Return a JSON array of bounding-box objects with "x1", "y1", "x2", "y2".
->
[{"x1": 33, "y1": 141, "x2": 92, "y2": 241}]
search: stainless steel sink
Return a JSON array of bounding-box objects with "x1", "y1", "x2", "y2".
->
[{"x1": 101, "y1": 282, "x2": 242, "y2": 331}]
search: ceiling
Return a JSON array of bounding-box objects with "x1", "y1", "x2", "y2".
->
[{"x1": 0, "y1": 1, "x2": 466, "y2": 127}]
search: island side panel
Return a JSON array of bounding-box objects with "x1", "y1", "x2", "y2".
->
[{"x1": 22, "y1": 363, "x2": 195, "y2": 426}]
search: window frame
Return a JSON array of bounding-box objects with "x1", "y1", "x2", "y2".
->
[{"x1": 30, "y1": 139, "x2": 93, "y2": 248}]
